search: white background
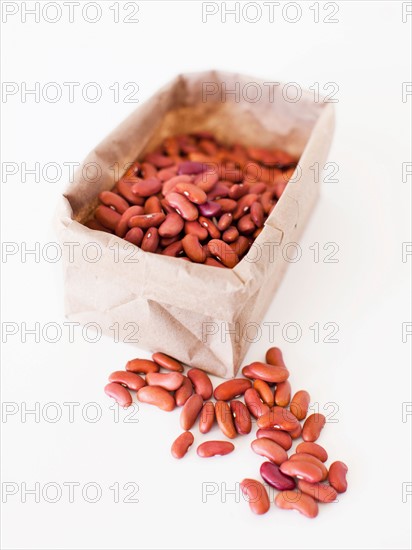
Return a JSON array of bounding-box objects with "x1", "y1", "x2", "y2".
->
[{"x1": 1, "y1": 1, "x2": 411, "y2": 549}]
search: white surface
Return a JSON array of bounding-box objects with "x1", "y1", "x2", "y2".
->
[{"x1": 1, "y1": 1, "x2": 411, "y2": 549}]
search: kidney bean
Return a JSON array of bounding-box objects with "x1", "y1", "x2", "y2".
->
[
  {"x1": 182, "y1": 234, "x2": 207, "y2": 263},
  {"x1": 237, "y1": 214, "x2": 255, "y2": 234},
  {"x1": 158, "y1": 213, "x2": 184, "y2": 238},
  {"x1": 208, "y1": 239, "x2": 239, "y2": 268},
  {"x1": 180, "y1": 394, "x2": 203, "y2": 430},
  {"x1": 157, "y1": 166, "x2": 177, "y2": 181},
  {"x1": 328, "y1": 461, "x2": 348, "y2": 493},
  {"x1": 296, "y1": 442, "x2": 328, "y2": 463},
  {"x1": 144, "y1": 196, "x2": 163, "y2": 214},
  {"x1": 141, "y1": 227, "x2": 159, "y2": 252},
  {"x1": 290, "y1": 423, "x2": 303, "y2": 439},
  {"x1": 257, "y1": 406, "x2": 300, "y2": 432},
  {"x1": 207, "y1": 182, "x2": 230, "y2": 200},
  {"x1": 260, "y1": 462, "x2": 295, "y2": 491},
  {"x1": 99, "y1": 191, "x2": 129, "y2": 214},
  {"x1": 297, "y1": 480, "x2": 337, "y2": 503},
  {"x1": 198, "y1": 217, "x2": 221, "y2": 239},
  {"x1": 274, "y1": 380, "x2": 291, "y2": 407},
  {"x1": 178, "y1": 161, "x2": 207, "y2": 175},
  {"x1": 228, "y1": 236, "x2": 250, "y2": 257},
  {"x1": 204, "y1": 257, "x2": 225, "y2": 268},
  {"x1": 260, "y1": 190, "x2": 276, "y2": 214},
  {"x1": 265, "y1": 347, "x2": 285, "y2": 367},
  {"x1": 136, "y1": 386, "x2": 175, "y2": 411},
  {"x1": 253, "y1": 379, "x2": 274, "y2": 407},
  {"x1": 215, "y1": 401, "x2": 237, "y2": 439},
  {"x1": 163, "y1": 174, "x2": 193, "y2": 195},
  {"x1": 166, "y1": 192, "x2": 199, "y2": 221},
  {"x1": 240, "y1": 479, "x2": 270, "y2": 515},
  {"x1": 288, "y1": 453, "x2": 328, "y2": 481},
  {"x1": 230, "y1": 400, "x2": 251, "y2": 435},
  {"x1": 171, "y1": 377, "x2": 191, "y2": 408},
  {"x1": 229, "y1": 183, "x2": 249, "y2": 200},
  {"x1": 275, "y1": 490, "x2": 319, "y2": 518},
  {"x1": 132, "y1": 177, "x2": 162, "y2": 197},
  {"x1": 171, "y1": 431, "x2": 194, "y2": 459},
  {"x1": 222, "y1": 226, "x2": 239, "y2": 243},
  {"x1": 251, "y1": 437, "x2": 288, "y2": 465},
  {"x1": 175, "y1": 182, "x2": 207, "y2": 204},
  {"x1": 233, "y1": 193, "x2": 258, "y2": 220},
  {"x1": 95, "y1": 205, "x2": 122, "y2": 231},
  {"x1": 214, "y1": 379, "x2": 252, "y2": 401},
  {"x1": 290, "y1": 390, "x2": 310, "y2": 420},
  {"x1": 124, "y1": 227, "x2": 144, "y2": 247},
  {"x1": 242, "y1": 362, "x2": 289, "y2": 383},
  {"x1": 194, "y1": 170, "x2": 219, "y2": 192},
  {"x1": 244, "y1": 388, "x2": 270, "y2": 419},
  {"x1": 217, "y1": 213, "x2": 233, "y2": 231},
  {"x1": 108, "y1": 371, "x2": 145, "y2": 392},
  {"x1": 162, "y1": 240, "x2": 184, "y2": 257},
  {"x1": 302, "y1": 413, "x2": 326, "y2": 442},
  {"x1": 128, "y1": 213, "x2": 166, "y2": 230},
  {"x1": 199, "y1": 401, "x2": 215, "y2": 433},
  {"x1": 215, "y1": 198, "x2": 237, "y2": 213},
  {"x1": 249, "y1": 182, "x2": 267, "y2": 194},
  {"x1": 145, "y1": 372, "x2": 184, "y2": 391},
  {"x1": 85, "y1": 219, "x2": 112, "y2": 232},
  {"x1": 184, "y1": 220, "x2": 208, "y2": 240},
  {"x1": 152, "y1": 352, "x2": 184, "y2": 372},
  {"x1": 115, "y1": 205, "x2": 145, "y2": 237},
  {"x1": 256, "y1": 428, "x2": 292, "y2": 450},
  {"x1": 126, "y1": 358, "x2": 159, "y2": 374},
  {"x1": 198, "y1": 201, "x2": 222, "y2": 218},
  {"x1": 187, "y1": 368, "x2": 213, "y2": 400},
  {"x1": 197, "y1": 441, "x2": 234, "y2": 458},
  {"x1": 250, "y1": 201, "x2": 264, "y2": 227},
  {"x1": 104, "y1": 382, "x2": 133, "y2": 407},
  {"x1": 117, "y1": 178, "x2": 145, "y2": 205},
  {"x1": 280, "y1": 460, "x2": 323, "y2": 483}
]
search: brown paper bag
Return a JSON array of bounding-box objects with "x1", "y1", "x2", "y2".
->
[{"x1": 55, "y1": 71, "x2": 335, "y2": 378}]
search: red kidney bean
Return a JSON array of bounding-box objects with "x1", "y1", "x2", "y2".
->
[
  {"x1": 240, "y1": 479, "x2": 270, "y2": 515},
  {"x1": 199, "y1": 401, "x2": 215, "y2": 433},
  {"x1": 222, "y1": 226, "x2": 239, "y2": 243},
  {"x1": 302, "y1": 413, "x2": 326, "y2": 442},
  {"x1": 257, "y1": 406, "x2": 300, "y2": 432},
  {"x1": 136, "y1": 386, "x2": 175, "y2": 411},
  {"x1": 162, "y1": 240, "x2": 184, "y2": 257},
  {"x1": 258, "y1": 428, "x2": 291, "y2": 454},
  {"x1": 158, "y1": 213, "x2": 184, "y2": 238},
  {"x1": 132, "y1": 177, "x2": 162, "y2": 197},
  {"x1": 184, "y1": 221, "x2": 208, "y2": 241},
  {"x1": 215, "y1": 198, "x2": 237, "y2": 213},
  {"x1": 99, "y1": 191, "x2": 129, "y2": 214},
  {"x1": 126, "y1": 358, "x2": 159, "y2": 374},
  {"x1": 288, "y1": 453, "x2": 328, "y2": 481},
  {"x1": 237, "y1": 214, "x2": 255, "y2": 234},
  {"x1": 296, "y1": 442, "x2": 328, "y2": 463},
  {"x1": 207, "y1": 182, "x2": 230, "y2": 200},
  {"x1": 290, "y1": 390, "x2": 310, "y2": 420},
  {"x1": 251, "y1": 437, "x2": 288, "y2": 465},
  {"x1": 85, "y1": 219, "x2": 112, "y2": 232},
  {"x1": 280, "y1": 460, "x2": 323, "y2": 483},
  {"x1": 157, "y1": 167, "x2": 177, "y2": 181},
  {"x1": 171, "y1": 431, "x2": 194, "y2": 459},
  {"x1": 275, "y1": 490, "x2": 319, "y2": 518},
  {"x1": 175, "y1": 182, "x2": 207, "y2": 204},
  {"x1": 229, "y1": 184, "x2": 249, "y2": 200},
  {"x1": 328, "y1": 461, "x2": 348, "y2": 493},
  {"x1": 178, "y1": 161, "x2": 207, "y2": 175},
  {"x1": 182, "y1": 234, "x2": 207, "y2": 263},
  {"x1": 244, "y1": 388, "x2": 270, "y2": 419},
  {"x1": 197, "y1": 441, "x2": 234, "y2": 458},
  {"x1": 242, "y1": 362, "x2": 289, "y2": 383},
  {"x1": 145, "y1": 372, "x2": 184, "y2": 391},
  {"x1": 260, "y1": 462, "x2": 295, "y2": 491},
  {"x1": 260, "y1": 190, "x2": 276, "y2": 214},
  {"x1": 198, "y1": 217, "x2": 221, "y2": 239},
  {"x1": 174, "y1": 375, "x2": 193, "y2": 407},
  {"x1": 274, "y1": 380, "x2": 291, "y2": 407},
  {"x1": 166, "y1": 192, "x2": 198, "y2": 221},
  {"x1": 144, "y1": 196, "x2": 163, "y2": 214},
  {"x1": 215, "y1": 400, "x2": 237, "y2": 439},
  {"x1": 95, "y1": 205, "x2": 121, "y2": 231},
  {"x1": 217, "y1": 213, "x2": 233, "y2": 231},
  {"x1": 140, "y1": 162, "x2": 158, "y2": 179},
  {"x1": 249, "y1": 182, "x2": 267, "y2": 194},
  {"x1": 128, "y1": 212, "x2": 166, "y2": 230},
  {"x1": 145, "y1": 153, "x2": 174, "y2": 168},
  {"x1": 198, "y1": 201, "x2": 221, "y2": 218},
  {"x1": 253, "y1": 379, "x2": 274, "y2": 407},
  {"x1": 214, "y1": 379, "x2": 252, "y2": 401},
  {"x1": 229, "y1": 236, "x2": 250, "y2": 256},
  {"x1": 180, "y1": 394, "x2": 203, "y2": 430},
  {"x1": 117, "y1": 178, "x2": 145, "y2": 205},
  {"x1": 194, "y1": 170, "x2": 219, "y2": 191},
  {"x1": 208, "y1": 239, "x2": 239, "y2": 268},
  {"x1": 297, "y1": 480, "x2": 337, "y2": 503},
  {"x1": 116, "y1": 205, "x2": 145, "y2": 237},
  {"x1": 108, "y1": 371, "x2": 145, "y2": 392},
  {"x1": 187, "y1": 368, "x2": 213, "y2": 400},
  {"x1": 104, "y1": 382, "x2": 133, "y2": 407},
  {"x1": 250, "y1": 201, "x2": 264, "y2": 227},
  {"x1": 204, "y1": 257, "x2": 225, "y2": 268},
  {"x1": 124, "y1": 227, "x2": 144, "y2": 247},
  {"x1": 163, "y1": 174, "x2": 193, "y2": 195},
  {"x1": 152, "y1": 352, "x2": 184, "y2": 372},
  {"x1": 230, "y1": 400, "x2": 251, "y2": 435},
  {"x1": 141, "y1": 227, "x2": 159, "y2": 252},
  {"x1": 233, "y1": 193, "x2": 258, "y2": 220}
]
